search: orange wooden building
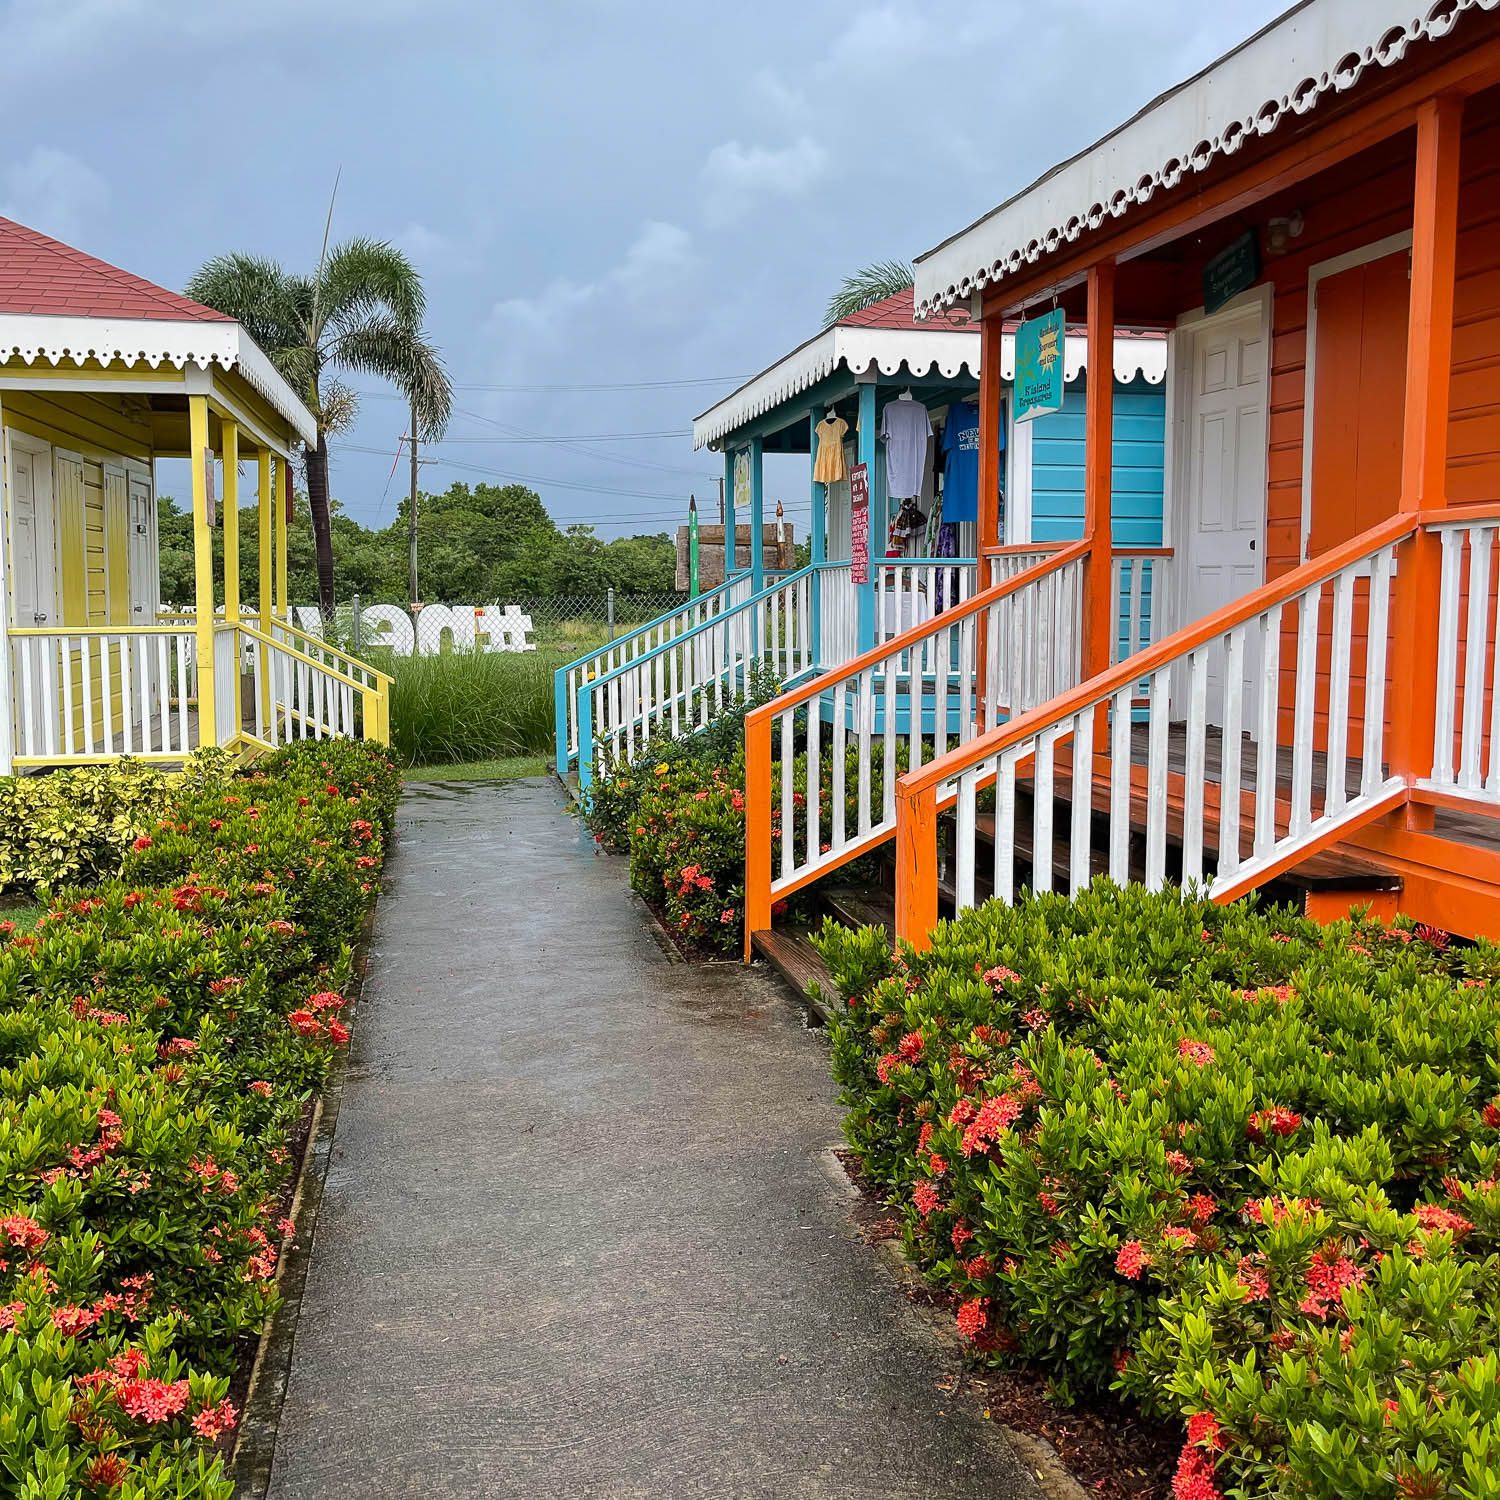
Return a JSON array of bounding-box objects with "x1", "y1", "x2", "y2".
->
[{"x1": 740, "y1": 0, "x2": 1500, "y2": 959}]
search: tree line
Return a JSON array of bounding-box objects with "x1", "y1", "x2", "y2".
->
[{"x1": 157, "y1": 479, "x2": 679, "y2": 607}]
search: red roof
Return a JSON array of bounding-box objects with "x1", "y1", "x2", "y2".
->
[
  {"x1": 837, "y1": 287, "x2": 972, "y2": 331},
  {"x1": 0, "y1": 217, "x2": 231, "y2": 322}
]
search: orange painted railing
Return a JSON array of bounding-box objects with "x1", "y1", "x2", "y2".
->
[
  {"x1": 743, "y1": 539, "x2": 1093, "y2": 956},
  {"x1": 889, "y1": 512, "x2": 1422, "y2": 948}
]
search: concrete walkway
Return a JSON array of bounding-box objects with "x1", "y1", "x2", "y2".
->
[{"x1": 264, "y1": 778, "x2": 1039, "y2": 1500}]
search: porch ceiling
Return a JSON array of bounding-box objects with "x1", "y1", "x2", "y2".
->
[{"x1": 913, "y1": 0, "x2": 1500, "y2": 319}]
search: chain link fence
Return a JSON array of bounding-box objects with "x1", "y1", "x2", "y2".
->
[{"x1": 296, "y1": 592, "x2": 691, "y2": 659}]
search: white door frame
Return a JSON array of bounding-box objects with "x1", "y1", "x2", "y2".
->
[
  {"x1": 1167, "y1": 281, "x2": 1273, "y2": 633},
  {"x1": 1299, "y1": 229, "x2": 1413, "y2": 563}
]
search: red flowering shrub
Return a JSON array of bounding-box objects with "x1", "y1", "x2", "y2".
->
[
  {"x1": 821, "y1": 883, "x2": 1500, "y2": 1498},
  {"x1": 0, "y1": 739, "x2": 397, "y2": 1496}
]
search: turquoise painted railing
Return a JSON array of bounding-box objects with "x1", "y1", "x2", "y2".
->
[
  {"x1": 574, "y1": 562, "x2": 825, "y2": 790},
  {"x1": 553, "y1": 571, "x2": 757, "y2": 773}
]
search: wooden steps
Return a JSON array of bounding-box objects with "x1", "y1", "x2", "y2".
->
[{"x1": 751, "y1": 884, "x2": 899, "y2": 1018}]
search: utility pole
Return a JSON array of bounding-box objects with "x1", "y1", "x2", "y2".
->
[
  {"x1": 408, "y1": 397, "x2": 419, "y2": 608},
  {"x1": 717, "y1": 475, "x2": 725, "y2": 526}
]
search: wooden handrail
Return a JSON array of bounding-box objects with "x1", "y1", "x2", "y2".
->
[
  {"x1": 261, "y1": 617, "x2": 393, "y2": 686},
  {"x1": 745, "y1": 538, "x2": 1093, "y2": 723},
  {"x1": 8, "y1": 625, "x2": 192, "y2": 638},
  {"x1": 899, "y1": 510, "x2": 1418, "y2": 798},
  {"x1": 237, "y1": 623, "x2": 378, "y2": 696}
]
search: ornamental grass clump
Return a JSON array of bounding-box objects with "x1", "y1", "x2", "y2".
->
[
  {"x1": 0, "y1": 739, "x2": 398, "y2": 1498},
  {"x1": 819, "y1": 883, "x2": 1500, "y2": 1500}
]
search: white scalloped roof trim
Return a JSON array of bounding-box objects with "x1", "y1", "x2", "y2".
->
[
  {"x1": 693, "y1": 326, "x2": 1165, "y2": 448},
  {"x1": 0, "y1": 313, "x2": 318, "y2": 446},
  {"x1": 914, "y1": 0, "x2": 1500, "y2": 318}
]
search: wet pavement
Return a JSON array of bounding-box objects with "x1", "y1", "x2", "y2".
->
[{"x1": 263, "y1": 777, "x2": 1040, "y2": 1500}]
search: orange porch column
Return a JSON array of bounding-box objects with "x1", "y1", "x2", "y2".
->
[
  {"x1": 975, "y1": 311, "x2": 1005, "y2": 725},
  {"x1": 1389, "y1": 94, "x2": 1463, "y2": 821},
  {"x1": 1083, "y1": 260, "x2": 1116, "y2": 683}
]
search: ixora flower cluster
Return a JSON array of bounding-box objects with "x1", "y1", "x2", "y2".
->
[
  {"x1": 0, "y1": 740, "x2": 398, "y2": 1498},
  {"x1": 821, "y1": 883, "x2": 1500, "y2": 1500}
]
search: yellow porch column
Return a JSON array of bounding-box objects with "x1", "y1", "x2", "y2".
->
[
  {"x1": 222, "y1": 421, "x2": 242, "y2": 746},
  {"x1": 275, "y1": 458, "x2": 289, "y2": 621},
  {"x1": 189, "y1": 395, "x2": 217, "y2": 750},
  {"x1": 257, "y1": 449, "x2": 273, "y2": 728}
]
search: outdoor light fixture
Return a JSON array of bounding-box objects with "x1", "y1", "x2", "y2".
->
[{"x1": 1265, "y1": 210, "x2": 1305, "y2": 254}]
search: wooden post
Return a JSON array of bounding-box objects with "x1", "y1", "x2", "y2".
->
[
  {"x1": 1390, "y1": 95, "x2": 1463, "y2": 822},
  {"x1": 894, "y1": 780, "x2": 939, "y2": 952},
  {"x1": 274, "y1": 457, "x2": 289, "y2": 622},
  {"x1": 976, "y1": 309, "x2": 1004, "y2": 724},
  {"x1": 221, "y1": 420, "x2": 241, "y2": 747},
  {"x1": 188, "y1": 395, "x2": 216, "y2": 749},
  {"x1": 977, "y1": 312, "x2": 1005, "y2": 555},
  {"x1": 257, "y1": 449, "x2": 273, "y2": 728},
  {"x1": 749, "y1": 434, "x2": 765, "y2": 593},
  {"x1": 743, "y1": 710, "x2": 773, "y2": 959},
  {"x1": 1083, "y1": 260, "x2": 1116, "y2": 683}
]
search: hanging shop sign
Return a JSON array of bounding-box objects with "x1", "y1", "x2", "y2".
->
[
  {"x1": 850, "y1": 462, "x2": 870, "y2": 585},
  {"x1": 1014, "y1": 307, "x2": 1065, "y2": 423},
  {"x1": 1203, "y1": 230, "x2": 1260, "y2": 315}
]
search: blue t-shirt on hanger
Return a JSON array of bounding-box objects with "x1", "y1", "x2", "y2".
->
[{"x1": 940, "y1": 401, "x2": 1002, "y2": 525}]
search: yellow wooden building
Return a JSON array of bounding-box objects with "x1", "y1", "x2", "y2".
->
[{"x1": 0, "y1": 216, "x2": 387, "y2": 771}]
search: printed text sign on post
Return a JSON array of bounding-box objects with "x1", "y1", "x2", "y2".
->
[{"x1": 850, "y1": 462, "x2": 870, "y2": 586}]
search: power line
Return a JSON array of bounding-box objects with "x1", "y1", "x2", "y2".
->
[
  {"x1": 354, "y1": 375, "x2": 742, "y2": 396},
  {"x1": 436, "y1": 431, "x2": 691, "y2": 443}
]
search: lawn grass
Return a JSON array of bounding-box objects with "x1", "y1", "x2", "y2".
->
[{"x1": 401, "y1": 755, "x2": 551, "y2": 783}]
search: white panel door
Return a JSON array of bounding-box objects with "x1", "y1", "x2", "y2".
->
[
  {"x1": 9, "y1": 440, "x2": 58, "y2": 629},
  {"x1": 126, "y1": 469, "x2": 155, "y2": 624},
  {"x1": 1176, "y1": 306, "x2": 1268, "y2": 722},
  {"x1": 8, "y1": 437, "x2": 59, "y2": 753}
]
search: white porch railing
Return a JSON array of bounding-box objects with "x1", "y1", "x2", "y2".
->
[
  {"x1": 554, "y1": 572, "x2": 758, "y2": 770},
  {"x1": 873, "y1": 561, "x2": 979, "y2": 646},
  {"x1": 819, "y1": 563, "x2": 858, "y2": 667},
  {"x1": 241, "y1": 623, "x2": 377, "y2": 747},
  {"x1": 1425, "y1": 511, "x2": 1500, "y2": 806},
  {"x1": 5, "y1": 617, "x2": 390, "y2": 770},
  {"x1": 894, "y1": 516, "x2": 1413, "y2": 943},
  {"x1": 9, "y1": 626, "x2": 199, "y2": 762},
  {"x1": 744, "y1": 540, "x2": 1092, "y2": 934},
  {"x1": 576, "y1": 563, "x2": 821, "y2": 785}
]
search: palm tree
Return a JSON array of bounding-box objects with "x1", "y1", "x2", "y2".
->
[
  {"x1": 824, "y1": 259, "x2": 914, "y2": 325},
  {"x1": 186, "y1": 239, "x2": 451, "y2": 615}
]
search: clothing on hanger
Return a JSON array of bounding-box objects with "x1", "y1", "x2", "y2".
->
[
  {"x1": 879, "y1": 397, "x2": 931, "y2": 500},
  {"x1": 887, "y1": 497, "x2": 927, "y2": 556},
  {"x1": 940, "y1": 400, "x2": 987, "y2": 524},
  {"x1": 813, "y1": 414, "x2": 849, "y2": 484}
]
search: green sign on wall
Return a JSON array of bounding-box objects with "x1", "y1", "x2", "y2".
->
[
  {"x1": 1203, "y1": 230, "x2": 1261, "y2": 315},
  {"x1": 1014, "y1": 308, "x2": 1066, "y2": 423}
]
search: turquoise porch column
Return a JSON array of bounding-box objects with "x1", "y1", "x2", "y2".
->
[
  {"x1": 723, "y1": 447, "x2": 736, "y2": 579},
  {"x1": 808, "y1": 409, "x2": 826, "y2": 666},
  {"x1": 856, "y1": 379, "x2": 878, "y2": 653},
  {"x1": 749, "y1": 434, "x2": 765, "y2": 593}
]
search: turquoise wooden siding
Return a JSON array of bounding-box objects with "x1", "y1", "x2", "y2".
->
[
  {"x1": 1027, "y1": 377, "x2": 1166, "y2": 545},
  {"x1": 1027, "y1": 377, "x2": 1167, "y2": 665}
]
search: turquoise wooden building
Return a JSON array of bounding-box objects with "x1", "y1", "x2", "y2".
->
[{"x1": 555, "y1": 290, "x2": 1166, "y2": 782}]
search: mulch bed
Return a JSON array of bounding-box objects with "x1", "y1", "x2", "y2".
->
[{"x1": 835, "y1": 1150, "x2": 1177, "y2": 1500}]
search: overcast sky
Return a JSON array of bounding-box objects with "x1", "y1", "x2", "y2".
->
[{"x1": 1, "y1": 0, "x2": 1290, "y2": 539}]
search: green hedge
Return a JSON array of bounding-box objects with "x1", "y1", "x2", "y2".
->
[
  {"x1": 0, "y1": 740, "x2": 398, "y2": 1498},
  {"x1": 819, "y1": 884, "x2": 1500, "y2": 1500}
]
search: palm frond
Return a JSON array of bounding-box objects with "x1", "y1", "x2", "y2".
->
[
  {"x1": 186, "y1": 253, "x2": 302, "y2": 349},
  {"x1": 318, "y1": 238, "x2": 426, "y2": 340},
  {"x1": 824, "y1": 259, "x2": 915, "y2": 326},
  {"x1": 328, "y1": 316, "x2": 452, "y2": 439}
]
